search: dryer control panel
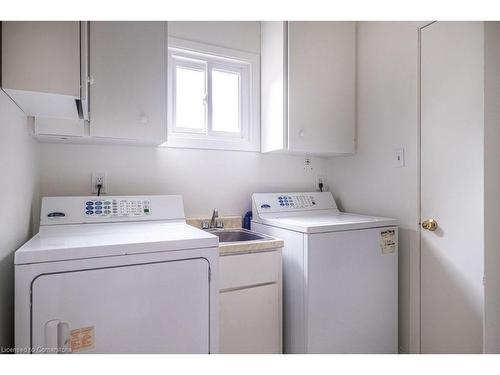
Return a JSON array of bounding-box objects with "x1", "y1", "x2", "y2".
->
[
  {"x1": 84, "y1": 198, "x2": 151, "y2": 218},
  {"x1": 40, "y1": 195, "x2": 185, "y2": 226}
]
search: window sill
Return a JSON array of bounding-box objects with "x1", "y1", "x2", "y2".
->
[{"x1": 161, "y1": 134, "x2": 260, "y2": 152}]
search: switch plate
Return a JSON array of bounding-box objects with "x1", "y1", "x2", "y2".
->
[{"x1": 394, "y1": 148, "x2": 405, "y2": 167}]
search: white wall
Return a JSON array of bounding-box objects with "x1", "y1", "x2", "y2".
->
[
  {"x1": 0, "y1": 90, "x2": 39, "y2": 349},
  {"x1": 39, "y1": 144, "x2": 326, "y2": 217},
  {"x1": 38, "y1": 21, "x2": 325, "y2": 218},
  {"x1": 169, "y1": 21, "x2": 261, "y2": 53},
  {"x1": 327, "y1": 22, "x2": 426, "y2": 353}
]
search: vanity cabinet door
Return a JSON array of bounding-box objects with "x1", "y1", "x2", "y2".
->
[
  {"x1": 220, "y1": 283, "x2": 280, "y2": 354},
  {"x1": 89, "y1": 22, "x2": 167, "y2": 144}
]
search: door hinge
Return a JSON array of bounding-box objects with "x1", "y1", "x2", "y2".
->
[
  {"x1": 208, "y1": 267, "x2": 211, "y2": 283},
  {"x1": 483, "y1": 275, "x2": 486, "y2": 286}
]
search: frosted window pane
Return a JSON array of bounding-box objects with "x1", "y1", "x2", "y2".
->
[
  {"x1": 175, "y1": 66, "x2": 206, "y2": 130},
  {"x1": 212, "y1": 70, "x2": 240, "y2": 133}
]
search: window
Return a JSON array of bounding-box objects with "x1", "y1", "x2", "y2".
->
[{"x1": 164, "y1": 38, "x2": 260, "y2": 151}]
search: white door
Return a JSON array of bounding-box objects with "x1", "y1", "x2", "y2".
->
[
  {"x1": 420, "y1": 22, "x2": 484, "y2": 353},
  {"x1": 32, "y1": 258, "x2": 210, "y2": 353}
]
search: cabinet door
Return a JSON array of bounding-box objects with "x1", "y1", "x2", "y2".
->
[
  {"x1": 2, "y1": 22, "x2": 82, "y2": 120},
  {"x1": 2, "y1": 21, "x2": 80, "y2": 96},
  {"x1": 261, "y1": 21, "x2": 288, "y2": 153},
  {"x1": 220, "y1": 284, "x2": 280, "y2": 354},
  {"x1": 288, "y1": 21, "x2": 356, "y2": 155},
  {"x1": 89, "y1": 22, "x2": 166, "y2": 144},
  {"x1": 219, "y1": 250, "x2": 281, "y2": 290}
]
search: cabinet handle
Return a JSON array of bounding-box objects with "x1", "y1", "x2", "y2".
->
[
  {"x1": 87, "y1": 75, "x2": 95, "y2": 85},
  {"x1": 299, "y1": 129, "x2": 305, "y2": 138}
]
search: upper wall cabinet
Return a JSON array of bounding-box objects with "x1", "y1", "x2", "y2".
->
[
  {"x1": 88, "y1": 22, "x2": 167, "y2": 145},
  {"x1": 261, "y1": 21, "x2": 356, "y2": 156},
  {"x1": 1, "y1": 21, "x2": 86, "y2": 122}
]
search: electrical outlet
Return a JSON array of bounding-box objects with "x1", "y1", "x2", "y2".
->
[
  {"x1": 316, "y1": 175, "x2": 327, "y2": 192},
  {"x1": 91, "y1": 172, "x2": 107, "y2": 194}
]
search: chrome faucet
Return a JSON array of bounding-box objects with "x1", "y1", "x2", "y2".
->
[{"x1": 210, "y1": 209, "x2": 218, "y2": 229}]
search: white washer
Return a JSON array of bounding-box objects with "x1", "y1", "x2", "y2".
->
[
  {"x1": 251, "y1": 192, "x2": 398, "y2": 354},
  {"x1": 15, "y1": 195, "x2": 218, "y2": 354}
]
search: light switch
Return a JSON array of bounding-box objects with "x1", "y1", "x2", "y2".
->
[{"x1": 394, "y1": 148, "x2": 405, "y2": 167}]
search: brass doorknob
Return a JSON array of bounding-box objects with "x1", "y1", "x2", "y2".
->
[{"x1": 422, "y1": 219, "x2": 438, "y2": 231}]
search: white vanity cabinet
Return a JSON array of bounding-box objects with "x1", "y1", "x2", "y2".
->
[
  {"x1": 219, "y1": 249, "x2": 282, "y2": 353},
  {"x1": 88, "y1": 22, "x2": 167, "y2": 145},
  {"x1": 261, "y1": 21, "x2": 356, "y2": 156},
  {"x1": 1, "y1": 21, "x2": 86, "y2": 126}
]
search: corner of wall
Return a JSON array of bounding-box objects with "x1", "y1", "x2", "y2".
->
[{"x1": 0, "y1": 89, "x2": 40, "y2": 349}]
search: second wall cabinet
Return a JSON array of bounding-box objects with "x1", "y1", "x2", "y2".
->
[
  {"x1": 261, "y1": 21, "x2": 356, "y2": 156},
  {"x1": 89, "y1": 22, "x2": 167, "y2": 144}
]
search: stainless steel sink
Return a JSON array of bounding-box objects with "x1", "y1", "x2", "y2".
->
[{"x1": 207, "y1": 229, "x2": 270, "y2": 243}]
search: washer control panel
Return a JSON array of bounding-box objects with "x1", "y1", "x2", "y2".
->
[
  {"x1": 277, "y1": 195, "x2": 316, "y2": 208},
  {"x1": 252, "y1": 192, "x2": 338, "y2": 214},
  {"x1": 84, "y1": 199, "x2": 151, "y2": 218}
]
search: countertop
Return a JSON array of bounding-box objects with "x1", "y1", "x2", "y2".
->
[{"x1": 218, "y1": 236, "x2": 284, "y2": 256}]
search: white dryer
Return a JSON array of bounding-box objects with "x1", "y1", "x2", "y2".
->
[
  {"x1": 15, "y1": 195, "x2": 218, "y2": 354},
  {"x1": 251, "y1": 192, "x2": 398, "y2": 354}
]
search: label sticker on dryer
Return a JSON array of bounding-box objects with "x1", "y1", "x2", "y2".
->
[
  {"x1": 380, "y1": 229, "x2": 396, "y2": 254},
  {"x1": 69, "y1": 326, "x2": 95, "y2": 352}
]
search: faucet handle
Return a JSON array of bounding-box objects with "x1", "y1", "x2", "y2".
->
[
  {"x1": 201, "y1": 220, "x2": 210, "y2": 229},
  {"x1": 215, "y1": 219, "x2": 224, "y2": 228}
]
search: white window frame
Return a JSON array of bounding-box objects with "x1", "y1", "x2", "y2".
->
[{"x1": 163, "y1": 37, "x2": 260, "y2": 152}]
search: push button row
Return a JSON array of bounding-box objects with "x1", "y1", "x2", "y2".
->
[{"x1": 84, "y1": 199, "x2": 151, "y2": 217}]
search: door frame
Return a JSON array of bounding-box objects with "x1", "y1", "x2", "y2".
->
[{"x1": 413, "y1": 21, "x2": 436, "y2": 354}]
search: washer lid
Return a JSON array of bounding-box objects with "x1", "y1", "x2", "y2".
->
[
  {"x1": 15, "y1": 221, "x2": 218, "y2": 265},
  {"x1": 255, "y1": 210, "x2": 398, "y2": 234}
]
